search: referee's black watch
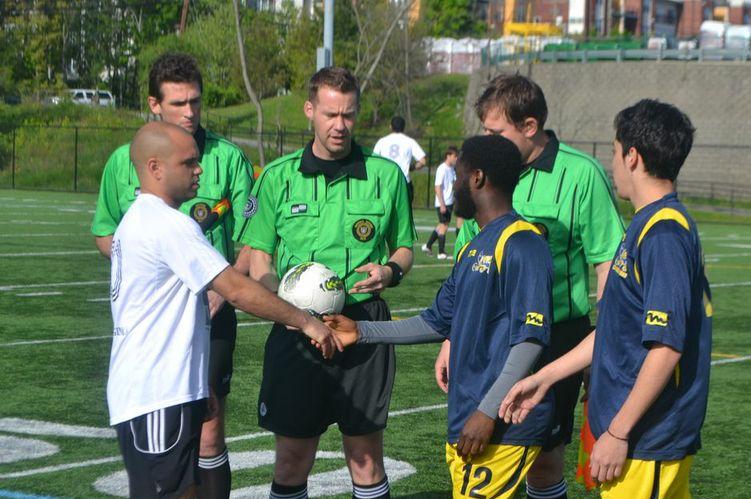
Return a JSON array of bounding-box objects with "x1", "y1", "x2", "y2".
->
[{"x1": 385, "y1": 261, "x2": 404, "y2": 287}]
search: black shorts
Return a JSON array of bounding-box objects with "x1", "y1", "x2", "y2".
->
[
  {"x1": 436, "y1": 205, "x2": 454, "y2": 224},
  {"x1": 116, "y1": 400, "x2": 206, "y2": 499},
  {"x1": 209, "y1": 302, "x2": 237, "y2": 398},
  {"x1": 407, "y1": 181, "x2": 414, "y2": 206},
  {"x1": 258, "y1": 297, "x2": 395, "y2": 438},
  {"x1": 543, "y1": 315, "x2": 592, "y2": 451}
]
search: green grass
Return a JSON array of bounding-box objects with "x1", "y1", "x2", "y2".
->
[{"x1": 0, "y1": 189, "x2": 750, "y2": 497}]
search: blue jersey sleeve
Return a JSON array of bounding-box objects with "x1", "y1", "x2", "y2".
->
[
  {"x1": 420, "y1": 266, "x2": 456, "y2": 338},
  {"x1": 638, "y1": 222, "x2": 694, "y2": 352},
  {"x1": 502, "y1": 232, "x2": 553, "y2": 347}
]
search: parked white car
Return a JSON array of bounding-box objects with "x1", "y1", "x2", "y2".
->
[{"x1": 51, "y1": 89, "x2": 115, "y2": 107}]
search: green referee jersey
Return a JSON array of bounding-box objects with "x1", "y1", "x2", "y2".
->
[
  {"x1": 455, "y1": 132, "x2": 624, "y2": 323},
  {"x1": 238, "y1": 142, "x2": 416, "y2": 305},
  {"x1": 91, "y1": 126, "x2": 254, "y2": 262}
]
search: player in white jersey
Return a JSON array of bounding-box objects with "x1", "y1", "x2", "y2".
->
[
  {"x1": 373, "y1": 116, "x2": 426, "y2": 205},
  {"x1": 421, "y1": 146, "x2": 462, "y2": 259},
  {"x1": 108, "y1": 122, "x2": 339, "y2": 499}
]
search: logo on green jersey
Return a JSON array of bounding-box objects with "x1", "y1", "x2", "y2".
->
[
  {"x1": 352, "y1": 219, "x2": 375, "y2": 242},
  {"x1": 190, "y1": 202, "x2": 210, "y2": 224}
]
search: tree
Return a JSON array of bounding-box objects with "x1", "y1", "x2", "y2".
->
[
  {"x1": 423, "y1": 0, "x2": 485, "y2": 37},
  {"x1": 232, "y1": 0, "x2": 266, "y2": 166}
]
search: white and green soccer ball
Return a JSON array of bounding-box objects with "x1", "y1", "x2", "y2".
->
[{"x1": 278, "y1": 262, "x2": 345, "y2": 316}]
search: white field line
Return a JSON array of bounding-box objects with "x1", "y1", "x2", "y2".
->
[
  {"x1": 15, "y1": 292, "x2": 63, "y2": 297},
  {"x1": 0, "y1": 402, "x2": 450, "y2": 480},
  {"x1": 0, "y1": 221, "x2": 88, "y2": 226},
  {"x1": 0, "y1": 336, "x2": 111, "y2": 348},
  {"x1": 0, "y1": 233, "x2": 85, "y2": 238},
  {"x1": 711, "y1": 355, "x2": 751, "y2": 365},
  {"x1": 86, "y1": 297, "x2": 110, "y2": 302},
  {"x1": 0, "y1": 280, "x2": 108, "y2": 292},
  {"x1": 0, "y1": 250, "x2": 98, "y2": 258},
  {"x1": 717, "y1": 243, "x2": 751, "y2": 249},
  {"x1": 0, "y1": 456, "x2": 122, "y2": 480}
]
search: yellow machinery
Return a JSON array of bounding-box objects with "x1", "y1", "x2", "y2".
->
[{"x1": 502, "y1": 0, "x2": 563, "y2": 37}]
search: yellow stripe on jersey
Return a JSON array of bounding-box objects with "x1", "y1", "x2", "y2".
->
[
  {"x1": 600, "y1": 455, "x2": 693, "y2": 499},
  {"x1": 493, "y1": 221, "x2": 542, "y2": 274},
  {"x1": 634, "y1": 208, "x2": 691, "y2": 285},
  {"x1": 703, "y1": 290, "x2": 713, "y2": 317},
  {"x1": 445, "y1": 443, "x2": 541, "y2": 499},
  {"x1": 457, "y1": 242, "x2": 471, "y2": 262}
]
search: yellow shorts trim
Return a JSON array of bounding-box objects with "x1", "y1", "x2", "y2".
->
[
  {"x1": 445, "y1": 442, "x2": 541, "y2": 499},
  {"x1": 601, "y1": 455, "x2": 693, "y2": 499}
]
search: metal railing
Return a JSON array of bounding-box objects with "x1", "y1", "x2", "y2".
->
[{"x1": 486, "y1": 47, "x2": 751, "y2": 66}]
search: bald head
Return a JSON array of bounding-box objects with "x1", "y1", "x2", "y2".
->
[
  {"x1": 130, "y1": 121, "x2": 202, "y2": 208},
  {"x1": 130, "y1": 121, "x2": 194, "y2": 173}
]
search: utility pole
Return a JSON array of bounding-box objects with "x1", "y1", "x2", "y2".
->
[{"x1": 317, "y1": 0, "x2": 334, "y2": 70}]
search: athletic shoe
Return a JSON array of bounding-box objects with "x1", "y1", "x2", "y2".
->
[
  {"x1": 437, "y1": 253, "x2": 448, "y2": 260},
  {"x1": 421, "y1": 244, "x2": 432, "y2": 256}
]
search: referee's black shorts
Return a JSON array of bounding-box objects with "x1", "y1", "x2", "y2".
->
[
  {"x1": 258, "y1": 296, "x2": 395, "y2": 438},
  {"x1": 209, "y1": 302, "x2": 237, "y2": 398},
  {"x1": 542, "y1": 315, "x2": 592, "y2": 451}
]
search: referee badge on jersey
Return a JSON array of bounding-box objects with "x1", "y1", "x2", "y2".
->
[
  {"x1": 243, "y1": 195, "x2": 258, "y2": 218},
  {"x1": 190, "y1": 202, "x2": 211, "y2": 224},
  {"x1": 352, "y1": 219, "x2": 375, "y2": 242}
]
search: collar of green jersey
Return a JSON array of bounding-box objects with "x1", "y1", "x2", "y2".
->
[
  {"x1": 524, "y1": 130, "x2": 559, "y2": 173},
  {"x1": 299, "y1": 141, "x2": 368, "y2": 180}
]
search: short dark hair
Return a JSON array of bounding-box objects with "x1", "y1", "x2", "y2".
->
[
  {"x1": 445, "y1": 146, "x2": 459, "y2": 159},
  {"x1": 458, "y1": 135, "x2": 522, "y2": 197},
  {"x1": 475, "y1": 74, "x2": 548, "y2": 129},
  {"x1": 308, "y1": 66, "x2": 360, "y2": 104},
  {"x1": 391, "y1": 116, "x2": 406, "y2": 133},
  {"x1": 614, "y1": 99, "x2": 695, "y2": 181},
  {"x1": 148, "y1": 53, "x2": 203, "y2": 101}
]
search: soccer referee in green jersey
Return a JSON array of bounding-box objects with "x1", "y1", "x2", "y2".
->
[
  {"x1": 441, "y1": 75, "x2": 625, "y2": 499},
  {"x1": 239, "y1": 67, "x2": 415, "y2": 499},
  {"x1": 91, "y1": 53, "x2": 253, "y2": 499}
]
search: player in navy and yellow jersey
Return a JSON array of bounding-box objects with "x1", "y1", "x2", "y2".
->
[
  {"x1": 501, "y1": 100, "x2": 711, "y2": 499},
  {"x1": 325, "y1": 135, "x2": 555, "y2": 499}
]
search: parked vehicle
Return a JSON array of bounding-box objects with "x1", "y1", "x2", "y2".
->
[
  {"x1": 699, "y1": 21, "x2": 728, "y2": 49},
  {"x1": 50, "y1": 89, "x2": 115, "y2": 107},
  {"x1": 725, "y1": 25, "x2": 751, "y2": 50}
]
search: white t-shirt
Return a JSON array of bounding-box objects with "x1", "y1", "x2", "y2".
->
[
  {"x1": 107, "y1": 193, "x2": 229, "y2": 425},
  {"x1": 373, "y1": 132, "x2": 426, "y2": 182},
  {"x1": 434, "y1": 162, "x2": 456, "y2": 207}
]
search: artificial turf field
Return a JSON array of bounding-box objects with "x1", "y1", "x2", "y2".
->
[{"x1": 0, "y1": 188, "x2": 749, "y2": 498}]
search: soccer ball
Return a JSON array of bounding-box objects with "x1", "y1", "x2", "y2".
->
[{"x1": 278, "y1": 262, "x2": 346, "y2": 316}]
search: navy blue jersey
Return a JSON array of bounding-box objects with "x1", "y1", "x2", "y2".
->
[
  {"x1": 421, "y1": 211, "x2": 554, "y2": 445},
  {"x1": 590, "y1": 193, "x2": 712, "y2": 461}
]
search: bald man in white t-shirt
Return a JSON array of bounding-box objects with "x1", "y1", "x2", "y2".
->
[
  {"x1": 108, "y1": 122, "x2": 339, "y2": 499},
  {"x1": 373, "y1": 116, "x2": 426, "y2": 206}
]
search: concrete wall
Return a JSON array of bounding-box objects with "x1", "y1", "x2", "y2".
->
[{"x1": 464, "y1": 61, "x2": 751, "y2": 194}]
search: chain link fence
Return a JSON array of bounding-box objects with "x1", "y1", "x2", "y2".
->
[{"x1": 1, "y1": 125, "x2": 750, "y2": 211}]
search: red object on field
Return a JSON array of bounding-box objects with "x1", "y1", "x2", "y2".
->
[{"x1": 575, "y1": 400, "x2": 597, "y2": 491}]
